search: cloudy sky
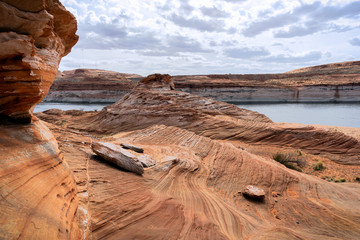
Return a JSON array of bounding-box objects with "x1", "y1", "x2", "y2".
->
[{"x1": 60, "y1": 0, "x2": 360, "y2": 76}]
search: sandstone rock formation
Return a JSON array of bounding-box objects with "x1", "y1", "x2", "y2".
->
[
  {"x1": 92, "y1": 141, "x2": 144, "y2": 175},
  {"x1": 74, "y1": 74, "x2": 360, "y2": 165},
  {"x1": 136, "y1": 73, "x2": 175, "y2": 90},
  {"x1": 0, "y1": 0, "x2": 78, "y2": 122},
  {"x1": 0, "y1": 1, "x2": 83, "y2": 239},
  {"x1": 32, "y1": 71, "x2": 360, "y2": 239}
]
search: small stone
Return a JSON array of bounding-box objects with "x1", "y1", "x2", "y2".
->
[
  {"x1": 121, "y1": 143, "x2": 144, "y2": 153},
  {"x1": 272, "y1": 191, "x2": 281, "y2": 197},
  {"x1": 242, "y1": 185, "x2": 266, "y2": 200},
  {"x1": 137, "y1": 154, "x2": 156, "y2": 168}
]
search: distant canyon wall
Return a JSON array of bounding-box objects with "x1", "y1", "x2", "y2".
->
[
  {"x1": 44, "y1": 84, "x2": 360, "y2": 103},
  {"x1": 44, "y1": 89, "x2": 129, "y2": 103},
  {"x1": 44, "y1": 61, "x2": 360, "y2": 104},
  {"x1": 180, "y1": 85, "x2": 360, "y2": 103}
]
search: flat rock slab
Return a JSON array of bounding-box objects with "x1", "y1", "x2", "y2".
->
[
  {"x1": 137, "y1": 154, "x2": 156, "y2": 167},
  {"x1": 243, "y1": 185, "x2": 265, "y2": 199},
  {"x1": 121, "y1": 143, "x2": 144, "y2": 153},
  {"x1": 92, "y1": 141, "x2": 144, "y2": 175}
]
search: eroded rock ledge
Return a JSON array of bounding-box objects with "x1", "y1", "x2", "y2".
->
[{"x1": 0, "y1": 0, "x2": 78, "y2": 122}]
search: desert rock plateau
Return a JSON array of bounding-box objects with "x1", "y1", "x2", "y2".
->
[{"x1": 1, "y1": 1, "x2": 360, "y2": 240}]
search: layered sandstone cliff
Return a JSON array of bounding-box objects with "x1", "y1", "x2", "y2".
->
[
  {"x1": 0, "y1": 0, "x2": 78, "y2": 122},
  {"x1": 0, "y1": 1, "x2": 85, "y2": 239},
  {"x1": 174, "y1": 61, "x2": 360, "y2": 103},
  {"x1": 43, "y1": 61, "x2": 360, "y2": 103}
]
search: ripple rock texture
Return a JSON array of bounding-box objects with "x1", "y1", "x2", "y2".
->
[
  {"x1": 42, "y1": 122, "x2": 360, "y2": 240},
  {"x1": 0, "y1": 0, "x2": 78, "y2": 122},
  {"x1": 0, "y1": 0, "x2": 84, "y2": 239}
]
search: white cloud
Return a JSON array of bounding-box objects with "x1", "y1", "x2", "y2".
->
[{"x1": 60, "y1": 0, "x2": 360, "y2": 75}]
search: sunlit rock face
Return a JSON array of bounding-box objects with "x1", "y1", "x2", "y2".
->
[{"x1": 0, "y1": 0, "x2": 78, "y2": 122}]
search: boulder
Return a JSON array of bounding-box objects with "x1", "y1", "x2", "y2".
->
[
  {"x1": 242, "y1": 185, "x2": 266, "y2": 200},
  {"x1": 121, "y1": 143, "x2": 144, "y2": 153},
  {"x1": 136, "y1": 73, "x2": 175, "y2": 90},
  {"x1": 92, "y1": 141, "x2": 144, "y2": 175}
]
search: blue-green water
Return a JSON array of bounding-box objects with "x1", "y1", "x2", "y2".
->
[{"x1": 34, "y1": 102, "x2": 360, "y2": 128}]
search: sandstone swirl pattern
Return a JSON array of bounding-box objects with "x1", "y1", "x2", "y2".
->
[
  {"x1": 50, "y1": 122, "x2": 360, "y2": 239},
  {"x1": 0, "y1": 120, "x2": 82, "y2": 239}
]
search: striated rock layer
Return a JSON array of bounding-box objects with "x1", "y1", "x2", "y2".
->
[
  {"x1": 74, "y1": 75, "x2": 360, "y2": 165},
  {"x1": 0, "y1": 0, "x2": 84, "y2": 239},
  {"x1": 0, "y1": 0, "x2": 78, "y2": 122},
  {"x1": 0, "y1": 120, "x2": 82, "y2": 239}
]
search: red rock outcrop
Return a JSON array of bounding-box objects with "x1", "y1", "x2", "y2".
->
[
  {"x1": 136, "y1": 73, "x2": 175, "y2": 90},
  {"x1": 0, "y1": 0, "x2": 78, "y2": 122},
  {"x1": 0, "y1": 1, "x2": 84, "y2": 239}
]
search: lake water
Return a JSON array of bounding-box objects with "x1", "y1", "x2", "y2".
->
[
  {"x1": 236, "y1": 103, "x2": 360, "y2": 128},
  {"x1": 34, "y1": 102, "x2": 360, "y2": 128},
  {"x1": 35, "y1": 102, "x2": 108, "y2": 112}
]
